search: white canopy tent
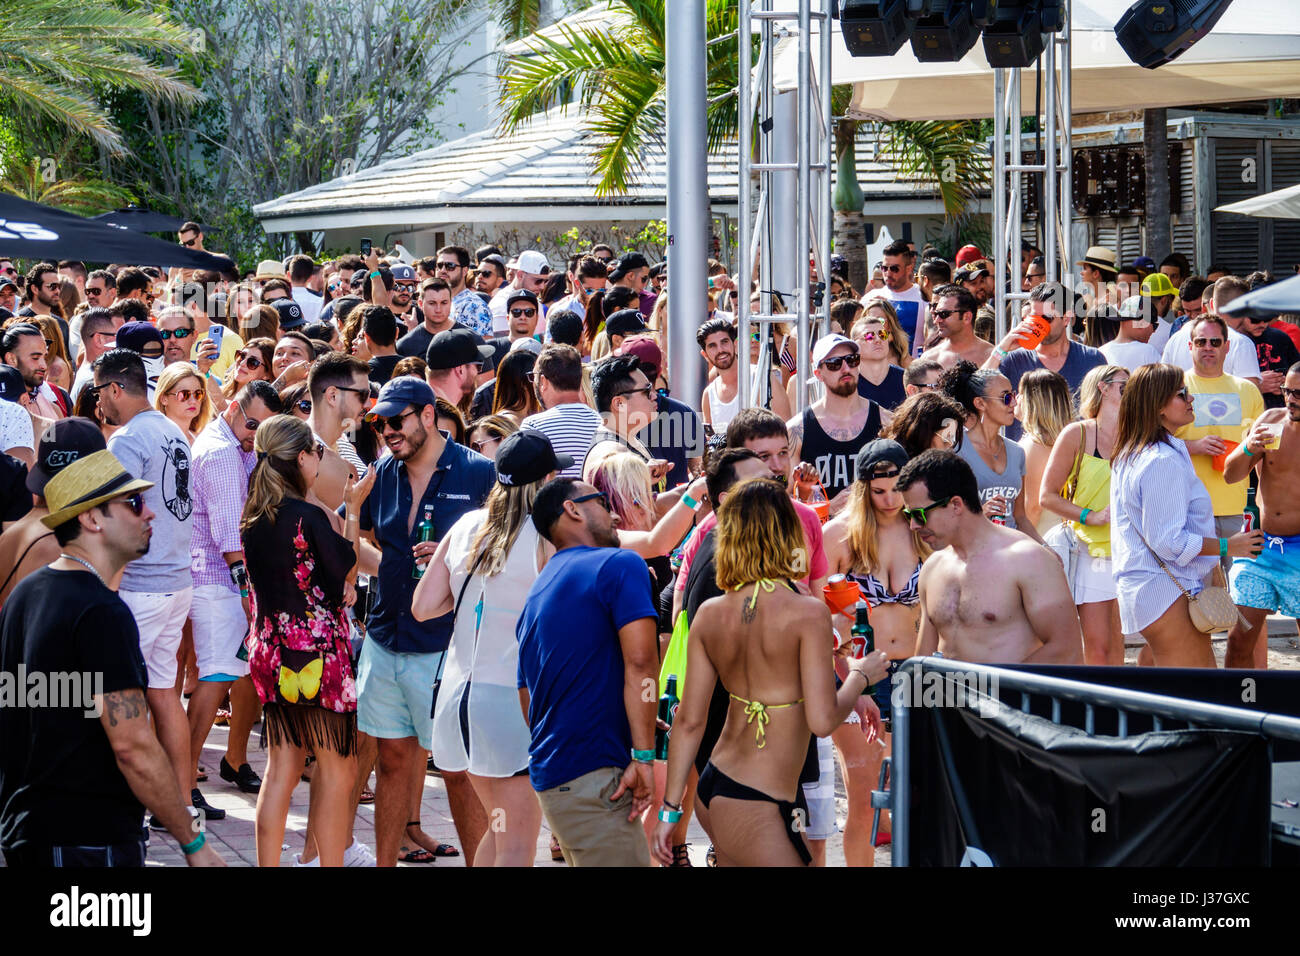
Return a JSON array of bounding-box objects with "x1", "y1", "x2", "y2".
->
[
  {"x1": 1216, "y1": 182, "x2": 1300, "y2": 219},
  {"x1": 774, "y1": 0, "x2": 1300, "y2": 120}
]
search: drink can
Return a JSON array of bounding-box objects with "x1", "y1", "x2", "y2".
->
[
  {"x1": 849, "y1": 635, "x2": 867, "y2": 659},
  {"x1": 991, "y1": 514, "x2": 1007, "y2": 526}
]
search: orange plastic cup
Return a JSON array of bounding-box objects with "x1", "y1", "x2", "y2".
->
[
  {"x1": 1212, "y1": 440, "x2": 1239, "y2": 472},
  {"x1": 1017, "y1": 313, "x2": 1052, "y2": 350},
  {"x1": 811, "y1": 499, "x2": 829, "y2": 523},
  {"x1": 823, "y1": 581, "x2": 862, "y2": 616}
]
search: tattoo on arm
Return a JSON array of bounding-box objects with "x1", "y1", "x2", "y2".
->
[{"x1": 103, "y1": 688, "x2": 148, "y2": 727}]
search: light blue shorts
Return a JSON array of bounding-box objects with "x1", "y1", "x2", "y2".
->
[
  {"x1": 1229, "y1": 532, "x2": 1300, "y2": 618},
  {"x1": 355, "y1": 639, "x2": 445, "y2": 751}
]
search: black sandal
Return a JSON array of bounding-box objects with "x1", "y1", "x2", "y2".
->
[
  {"x1": 406, "y1": 821, "x2": 460, "y2": 857},
  {"x1": 671, "y1": 843, "x2": 693, "y2": 867}
]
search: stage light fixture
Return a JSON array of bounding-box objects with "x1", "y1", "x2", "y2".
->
[
  {"x1": 909, "y1": 0, "x2": 981, "y2": 63},
  {"x1": 840, "y1": 0, "x2": 914, "y2": 57},
  {"x1": 981, "y1": 1, "x2": 1064, "y2": 68},
  {"x1": 1114, "y1": 0, "x2": 1235, "y2": 70}
]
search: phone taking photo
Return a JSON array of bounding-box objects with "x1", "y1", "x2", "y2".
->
[{"x1": 360, "y1": 237, "x2": 372, "y2": 256}]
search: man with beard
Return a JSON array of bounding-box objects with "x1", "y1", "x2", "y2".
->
[
  {"x1": 866, "y1": 239, "x2": 928, "y2": 357},
  {"x1": 357, "y1": 377, "x2": 495, "y2": 866},
  {"x1": 425, "y1": 328, "x2": 494, "y2": 416},
  {"x1": 787, "y1": 335, "x2": 886, "y2": 512},
  {"x1": 698, "y1": 318, "x2": 742, "y2": 436},
  {"x1": 3, "y1": 322, "x2": 68, "y2": 419},
  {"x1": 516, "y1": 476, "x2": 658, "y2": 866},
  {"x1": 919, "y1": 284, "x2": 994, "y2": 370},
  {"x1": 437, "y1": 245, "x2": 494, "y2": 338},
  {"x1": 900, "y1": 450, "x2": 1083, "y2": 665},
  {"x1": 386, "y1": 263, "x2": 419, "y2": 332},
  {"x1": 1223, "y1": 363, "x2": 1300, "y2": 667},
  {"x1": 473, "y1": 254, "x2": 507, "y2": 300}
]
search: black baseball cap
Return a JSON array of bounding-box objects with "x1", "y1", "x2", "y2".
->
[
  {"x1": 856, "y1": 439, "x2": 909, "y2": 482},
  {"x1": 28, "y1": 416, "x2": 108, "y2": 496},
  {"x1": 425, "y1": 327, "x2": 495, "y2": 371},
  {"x1": 272, "y1": 297, "x2": 306, "y2": 330},
  {"x1": 506, "y1": 289, "x2": 540, "y2": 312},
  {"x1": 0, "y1": 364, "x2": 24, "y2": 402},
  {"x1": 605, "y1": 308, "x2": 648, "y2": 339},
  {"x1": 494, "y1": 429, "x2": 572, "y2": 486},
  {"x1": 608, "y1": 251, "x2": 649, "y2": 281}
]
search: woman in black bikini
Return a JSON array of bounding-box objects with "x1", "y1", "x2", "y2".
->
[
  {"x1": 653, "y1": 477, "x2": 888, "y2": 867},
  {"x1": 821, "y1": 439, "x2": 930, "y2": 864}
]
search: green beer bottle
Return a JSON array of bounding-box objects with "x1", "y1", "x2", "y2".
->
[
  {"x1": 412, "y1": 504, "x2": 435, "y2": 579},
  {"x1": 655, "y1": 674, "x2": 679, "y2": 760}
]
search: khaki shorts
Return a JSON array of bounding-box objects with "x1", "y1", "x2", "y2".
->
[{"x1": 536, "y1": 766, "x2": 650, "y2": 868}]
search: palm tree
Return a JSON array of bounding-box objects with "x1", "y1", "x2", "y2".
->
[
  {"x1": 0, "y1": 0, "x2": 200, "y2": 155},
  {"x1": 0, "y1": 153, "x2": 132, "y2": 215}
]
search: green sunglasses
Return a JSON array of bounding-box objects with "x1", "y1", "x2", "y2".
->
[{"x1": 901, "y1": 496, "x2": 953, "y2": 526}]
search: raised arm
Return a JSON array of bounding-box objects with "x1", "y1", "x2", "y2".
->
[{"x1": 618, "y1": 476, "x2": 709, "y2": 558}]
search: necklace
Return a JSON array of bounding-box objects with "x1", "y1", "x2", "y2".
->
[{"x1": 59, "y1": 552, "x2": 106, "y2": 587}]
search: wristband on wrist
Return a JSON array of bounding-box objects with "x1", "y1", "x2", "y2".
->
[
  {"x1": 1219, "y1": 537, "x2": 1228, "y2": 558},
  {"x1": 1079, "y1": 507, "x2": 1091, "y2": 524},
  {"x1": 369, "y1": 270, "x2": 381, "y2": 279},
  {"x1": 658, "y1": 808, "x2": 683, "y2": 824},
  {"x1": 994, "y1": 348, "x2": 1009, "y2": 359},
  {"x1": 1243, "y1": 446, "x2": 1255, "y2": 456},
  {"x1": 631, "y1": 748, "x2": 655, "y2": 764},
  {"x1": 181, "y1": 831, "x2": 206, "y2": 855},
  {"x1": 662, "y1": 798, "x2": 682, "y2": 812},
  {"x1": 681, "y1": 493, "x2": 700, "y2": 512}
]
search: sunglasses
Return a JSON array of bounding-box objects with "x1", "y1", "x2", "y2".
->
[
  {"x1": 234, "y1": 401, "x2": 263, "y2": 433},
  {"x1": 109, "y1": 492, "x2": 147, "y2": 516},
  {"x1": 311, "y1": 440, "x2": 325, "y2": 459},
  {"x1": 510, "y1": 307, "x2": 538, "y2": 318},
  {"x1": 434, "y1": 261, "x2": 460, "y2": 271},
  {"x1": 169, "y1": 388, "x2": 202, "y2": 402},
  {"x1": 1191, "y1": 337, "x2": 1224, "y2": 348},
  {"x1": 1282, "y1": 387, "x2": 1300, "y2": 400},
  {"x1": 571, "y1": 491, "x2": 611, "y2": 512},
  {"x1": 901, "y1": 496, "x2": 953, "y2": 526},
  {"x1": 1175, "y1": 387, "x2": 1191, "y2": 402},
  {"x1": 158, "y1": 328, "x2": 193, "y2": 340},
  {"x1": 88, "y1": 381, "x2": 124, "y2": 398},
  {"x1": 820, "y1": 353, "x2": 861, "y2": 371},
  {"x1": 995, "y1": 390, "x2": 1015, "y2": 407},
  {"x1": 615, "y1": 385, "x2": 655, "y2": 401},
  {"x1": 475, "y1": 269, "x2": 496, "y2": 277},
  {"x1": 882, "y1": 264, "x2": 905, "y2": 273},
  {"x1": 394, "y1": 282, "x2": 416, "y2": 292},
  {"x1": 296, "y1": 399, "x2": 312, "y2": 414},
  {"x1": 180, "y1": 237, "x2": 198, "y2": 248},
  {"x1": 86, "y1": 287, "x2": 106, "y2": 297},
  {"x1": 933, "y1": 308, "x2": 965, "y2": 321},
  {"x1": 470, "y1": 437, "x2": 500, "y2": 454},
  {"x1": 370, "y1": 408, "x2": 418, "y2": 432},
  {"x1": 236, "y1": 351, "x2": 264, "y2": 370},
  {"x1": 856, "y1": 329, "x2": 886, "y2": 342}
]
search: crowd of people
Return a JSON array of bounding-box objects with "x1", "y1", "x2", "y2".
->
[{"x1": 0, "y1": 226, "x2": 1295, "y2": 869}]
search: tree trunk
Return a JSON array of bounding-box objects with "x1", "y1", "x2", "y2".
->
[
  {"x1": 834, "y1": 210, "x2": 869, "y2": 294},
  {"x1": 294, "y1": 231, "x2": 318, "y2": 257},
  {"x1": 1144, "y1": 108, "x2": 1171, "y2": 263},
  {"x1": 833, "y1": 118, "x2": 868, "y2": 292}
]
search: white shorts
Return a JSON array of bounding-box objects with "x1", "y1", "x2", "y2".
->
[
  {"x1": 1074, "y1": 554, "x2": 1118, "y2": 605},
  {"x1": 120, "y1": 587, "x2": 193, "y2": 689},
  {"x1": 189, "y1": 584, "x2": 249, "y2": 680},
  {"x1": 801, "y1": 736, "x2": 837, "y2": 841}
]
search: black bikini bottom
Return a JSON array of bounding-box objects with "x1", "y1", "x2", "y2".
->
[{"x1": 697, "y1": 761, "x2": 812, "y2": 866}]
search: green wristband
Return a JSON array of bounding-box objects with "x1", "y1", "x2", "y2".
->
[
  {"x1": 181, "y1": 831, "x2": 205, "y2": 855},
  {"x1": 1079, "y1": 507, "x2": 1091, "y2": 524},
  {"x1": 369, "y1": 270, "x2": 381, "y2": 279},
  {"x1": 1243, "y1": 446, "x2": 1255, "y2": 457},
  {"x1": 681, "y1": 493, "x2": 700, "y2": 512},
  {"x1": 658, "y1": 808, "x2": 683, "y2": 824},
  {"x1": 1219, "y1": 537, "x2": 1228, "y2": 558},
  {"x1": 631, "y1": 748, "x2": 655, "y2": 764}
]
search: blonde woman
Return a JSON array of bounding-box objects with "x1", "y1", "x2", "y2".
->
[
  {"x1": 241, "y1": 415, "x2": 372, "y2": 865},
  {"x1": 821, "y1": 439, "x2": 929, "y2": 865},
  {"x1": 30, "y1": 315, "x2": 72, "y2": 393},
  {"x1": 1038, "y1": 364, "x2": 1126, "y2": 664},
  {"x1": 155, "y1": 362, "x2": 213, "y2": 442},
  {"x1": 411, "y1": 430, "x2": 566, "y2": 866},
  {"x1": 1015, "y1": 368, "x2": 1075, "y2": 536},
  {"x1": 584, "y1": 447, "x2": 708, "y2": 562}
]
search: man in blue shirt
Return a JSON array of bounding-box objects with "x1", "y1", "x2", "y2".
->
[
  {"x1": 357, "y1": 376, "x2": 495, "y2": 866},
  {"x1": 619, "y1": 336, "x2": 705, "y2": 485},
  {"x1": 516, "y1": 477, "x2": 659, "y2": 866}
]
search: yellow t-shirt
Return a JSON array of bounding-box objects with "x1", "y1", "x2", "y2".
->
[
  {"x1": 191, "y1": 326, "x2": 245, "y2": 380},
  {"x1": 1175, "y1": 371, "x2": 1263, "y2": 516}
]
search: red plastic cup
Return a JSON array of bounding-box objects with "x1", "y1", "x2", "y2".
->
[
  {"x1": 1017, "y1": 313, "x2": 1052, "y2": 350},
  {"x1": 1212, "y1": 440, "x2": 1239, "y2": 472}
]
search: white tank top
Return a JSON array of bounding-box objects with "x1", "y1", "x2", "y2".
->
[{"x1": 707, "y1": 368, "x2": 766, "y2": 431}]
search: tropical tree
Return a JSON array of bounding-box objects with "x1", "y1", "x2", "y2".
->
[
  {"x1": 0, "y1": 152, "x2": 132, "y2": 215},
  {"x1": 0, "y1": 0, "x2": 199, "y2": 154}
]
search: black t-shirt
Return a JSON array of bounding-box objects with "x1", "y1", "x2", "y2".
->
[
  {"x1": 643, "y1": 394, "x2": 706, "y2": 488},
  {"x1": 0, "y1": 453, "x2": 30, "y2": 523},
  {"x1": 857, "y1": 364, "x2": 907, "y2": 410},
  {"x1": 1246, "y1": 327, "x2": 1300, "y2": 409},
  {"x1": 368, "y1": 353, "x2": 402, "y2": 386},
  {"x1": 0, "y1": 568, "x2": 147, "y2": 848},
  {"x1": 469, "y1": 380, "x2": 494, "y2": 423}
]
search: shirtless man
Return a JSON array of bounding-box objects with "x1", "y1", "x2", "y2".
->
[
  {"x1": 898, "y1": 449, "x2": 1083, "y2": 664},
  {"x1": 1222, "y1": 362, "x2": 1300, "y2": 668},
  {"x1": 919, "y1": 284, "x2": 994, "y2": 370},
  {"x1": 787, "y1": 335, "x2": 889, "y2": 516}
]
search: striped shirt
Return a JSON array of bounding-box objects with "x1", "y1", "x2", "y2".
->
[
  {"x1": 1110, "y1": 437, "x2": 1218, "y2": 634},
  {"x1": 521, "y1": 403, "x2": 603, "y2": 480},
  {"x1": 190, "y1": 416, "x2": 256, "y2": 591}
]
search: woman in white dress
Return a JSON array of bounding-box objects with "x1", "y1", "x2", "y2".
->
[{"x1": 412, "y1": 429, "x2": 563, "y2": 866}]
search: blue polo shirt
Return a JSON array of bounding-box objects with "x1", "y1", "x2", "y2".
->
[{"x1": 359, "y1": 433, "x2": 494, "y2": 654}]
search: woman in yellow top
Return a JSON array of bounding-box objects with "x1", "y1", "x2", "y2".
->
[
  {"x1": 652, "y1": 477, "x2": 888, "y2": 867},
  {"x1": 1039, "y1": 364, "x2": 1128, "y2": 665}
]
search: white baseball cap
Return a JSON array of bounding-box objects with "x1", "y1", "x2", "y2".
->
[
  {"x1": 515, "y1": 250, "x2": 550, "y2": 275},
  {"x1": 811, "y1": 333, "x2": 858, "y2": 367}
]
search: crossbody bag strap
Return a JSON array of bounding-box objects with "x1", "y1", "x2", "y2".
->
[{"x1": 1131, "y1": 523, "x2": 1194, "y2": 599}]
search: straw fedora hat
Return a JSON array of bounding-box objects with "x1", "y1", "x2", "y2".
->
[
  {"x1": 1076, "y1": 246, "x2": 1119, "y2": 277},
  {"x1": 41, "y1": 450, "x2": 154, "y2": 529},
  {"x1": 254, "y1": 259, "x2": 287, "y2": 281}
]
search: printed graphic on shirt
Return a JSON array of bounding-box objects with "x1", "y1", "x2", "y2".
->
[
  {"x1": 814, "y1": 453, "x2": 855, "y2": 493},
  {"x1": 160, "y1": 435, "x2": 193, "y2": 521},
  {"x1": 1192, "y1": 393, "x2": 1243, "y2": 428}
]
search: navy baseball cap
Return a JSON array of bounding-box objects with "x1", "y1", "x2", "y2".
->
[
  {"x1": 390, "y1": 264, "x2": 416, "y2": 283},
  {"x1": 28, "y1": 416, "x2": 107, "y2": 496},
  {"x1": 272, "y1": 297, "x2": 306, "y2": 330},
  {"x1": 506, "y1": 289, "x2": 539, "y2": 312},
  {"x1": 116, "y1": 321, "x2": 163, "y2": 354},
  {"x1": 495, "y1": 429, "x2": 572, "y2": 486},
  {"x1": 366, "y1": 376, "x2": 436, "y2": 422},
  {"x1": 0, "y1": 364, "x2": 24, "y2": 402},
  {"x1": 856, "y1": 439, "x2": 909, "y2": 482}
]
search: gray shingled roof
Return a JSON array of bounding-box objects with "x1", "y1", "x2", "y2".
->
[{"x1": 252, "y1": 107, "x2": 958, "y2": 233}]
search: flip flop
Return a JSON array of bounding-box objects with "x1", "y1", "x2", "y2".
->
[
  {"x1": 358, "y1": 788, "x2": 375, "y2": 804},
  {"x1": 397, "y1": 845, "x2": 436, "y2": 863},
  {"x1": 432, "y1": 843, "x2": 459, "y2": 857}
]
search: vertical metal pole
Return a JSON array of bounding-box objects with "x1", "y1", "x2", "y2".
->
[
  {"x1": 666, "y1": 0, "x2": 709, "y2": 412},
  {"x1": 819, "y1": 0, "x2": 833, "y2": 337},
  {"x1": 993, "y1": 68, "x2": 1007, "y2": 337},
  {"x1": 1059, "y1": 2, "x2": 1073, "y2": 291},
  {"x1": 795, "y1": 0, "x2": 812, "y2": 414},
  {"x1": 1044, "y1": 37, "x2": 1058, "y2": 282},
  {"x1": 738, "y1": 0, "x2": 752, "y2": 410},
  {"x1": 1010, "y1": 67, "x2": 1023, "y2": 316},
  {"x1": 759, "y1": 0, "x2": 775, "y2": 410},
  {"x1": 892, "y1": 663, "x2": 911, "y2": 867}
]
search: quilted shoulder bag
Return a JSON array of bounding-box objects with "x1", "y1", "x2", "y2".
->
[{"x1": 1136, "y1": 529, "x2": 1240, "y2": 633}]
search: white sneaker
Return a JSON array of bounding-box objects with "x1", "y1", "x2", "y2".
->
[
  {"x1": 343, "y1": 838, "x2": 376, "y2": 867},
  {"x1": 292, "y1": 853, "x2": 320, "y2": 867}
]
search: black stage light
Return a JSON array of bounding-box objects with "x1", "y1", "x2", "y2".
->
[
  {"x1": 982, "y1": 1, "x2": 1064, "y2": 68},
  {"x1": 1114, "y1": 0, "x2": 1235, "y2": 69},
  {"x1": 841, "y1": 0, "x2": 914, "y2": 57},
  {"x1": 910, "y1": 1, "x2": 981, "y2": 62}
]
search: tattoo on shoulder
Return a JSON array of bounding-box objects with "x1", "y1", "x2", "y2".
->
[{"x1": 103, "y1": 688, "x2": 147, "y2": 727}]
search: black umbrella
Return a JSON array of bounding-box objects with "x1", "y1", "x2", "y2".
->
[
  {"x1": 0, "y1": 194, "x2": 229, "y2": 270},
  {"x1": 1219, "y1": 273, "x2": 1300, "y2": 320},
  {"x1": 93, "y1": 206, "x2": 212, "y2": 234}
]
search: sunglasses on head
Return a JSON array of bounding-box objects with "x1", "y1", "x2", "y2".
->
[
  {"x1": 109, "y1": 492, "x2": 146, "y2": 516},
  {"x1": 901, "y1": 495, "x2": 953, "y2": 526},
  {"x1": 820, "y1": 353, "x2": 861, "y2": 371},
  {"x1": 571, "y1": 491, "x2": 611, "y2": 512},
  {"x1": 510, "y1": 307, "x2": 537, "y2": 318},
  {"x1": 158, "y1": 328, "x2": 193, "y2": 340}
]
